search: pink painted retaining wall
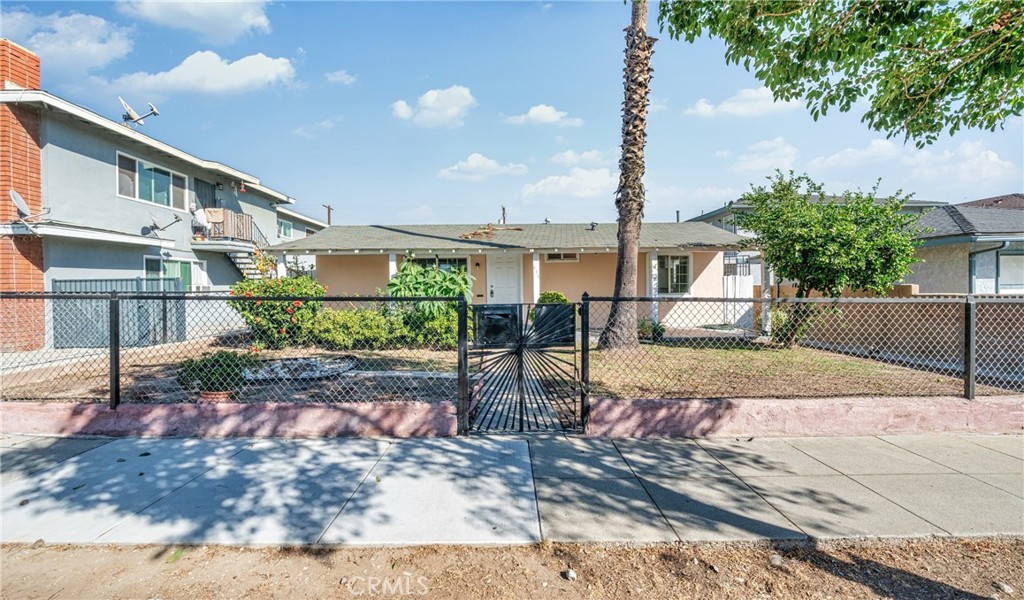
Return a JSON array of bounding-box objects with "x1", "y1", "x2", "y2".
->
[
  {"x1": 586, "y1": 395, "x2": 1024, "y2": 438},
  {"x1": 0, "y1": 401, "x2": 457, "y2": 438}
]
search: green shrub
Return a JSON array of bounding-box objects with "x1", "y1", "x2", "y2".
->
[
  {"x1": 177, "y1": 351, "x2": 259, "y2": 393},
  {"x1": 227, "y1": 276, "x2": 326, "y2": 348},
  {"x1": 637, "y1": 316, "x2": 665, "y2": 341},
  {"x1": 386, "y1": 259, "x2": 471, "y2": 318},
  {"x1": 309, "y1": 307, "x2": 409, "y2": 350},
  {"x1": 537, "y1": 290, "x2": 570, "y2": 305},
  {"x1": 401, "y1": 307, "x2": 459, "y2": 349}
]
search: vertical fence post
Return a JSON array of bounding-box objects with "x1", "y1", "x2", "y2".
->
[
  {"x1": 580, "y1": 292, "x2": 590, "y2": 430},
  {"x1": 963, "y1": 295, "x2": 976, "y2": 400},
  {"x1": 109, "y1": 291, "x2": 121, "y2": 409},
  {"x1": 456, "y1": 297, "x2": 469, "y2": 435}
]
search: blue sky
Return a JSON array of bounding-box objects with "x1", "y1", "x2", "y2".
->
[{"x1": 3, "y1": 1, "x2": 1022, "y2": 225}]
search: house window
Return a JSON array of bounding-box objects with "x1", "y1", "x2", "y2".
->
[
  {"x1": 144, "y1": 257, "x2": 208, "y2": 291},
  {"x1": 545, "y1": 252, "x2": 579, "y2": 263},
  {"x1": 657, "y1": 255, "x2": 690, "y2": 295},
  {"x1": 412, "y1": 257, "x2": 467, "y2": 273},
  {"x1": 277, "y1": 219, "x2": 293, "y2": 239},
  {"x1": 998, "y1": 253, "x2": 1024, "y2": 294},
  {"x1": 117, "y1": 153, "x2": 187, "y2": 210}
]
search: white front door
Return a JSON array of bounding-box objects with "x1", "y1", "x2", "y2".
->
[{"x1": 486, "y1": 253, "x2": 522, "y2": 304}]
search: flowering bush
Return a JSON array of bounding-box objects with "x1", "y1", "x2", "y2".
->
[{"x1": 227, "y1": 276, "x2": 326, "y2": 348}]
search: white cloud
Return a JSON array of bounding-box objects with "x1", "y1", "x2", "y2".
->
[
  {"x1": 807, "y1": 139, "x2": 1018, "y2": 185},
  {"x1": 685, "y1": 87, "x2": 800, "y2": 118},
  {"x1": 291, "y1": 117, "x2": 340, "y2": 139},
  {"x1": 107, "y1": 51, "x2": 295, "y2": 96},
  {"x1": 115, "y1": 0, "x2": 270, "y2": 45},
  {"x1": 438, "y1": 153, "x2": 528, "y2": 182},
  {"x1": 521, "y1": 168, "x2": 616, "y2": 200},
  {"x1": 505, "y1": 104, "x2": 584, "y2": 127},
  {"x1": 906, "y1": 141, "x2": 1018, "y2": 184},
  {"x1": 732, "y1": 137, "x2": 799, "y2": 173},
  {"x1": 807, "y1": 139, "x2": 901, "y2": 170},
  {"x1": 1, "y1": 9, "x2": 133, "y2": 75},
  {"x1": 391, "y1": 85, "x2": 477, "y2": 128},
  {"x1": 325, "y1": 69, "x2": 356, "y2": 85},
  {"x1": 550, "y1": 149, "x2": 613, "y2": 167}
]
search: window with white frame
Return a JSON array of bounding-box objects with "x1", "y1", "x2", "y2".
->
[
  {"x1": 144, "y1": 257, "x2": 208, "y2": 291},
  {"x1": 998, "y1": 253, "x2": 1024, "y2": 293},
  {"x1": 277, "y1": 219, "x2": 293, "y2": 239},
  {"x1": 545, "y1": 252, "x2": 579, "y2": 262},
  {"x1": 117, "y1": 153, "x2": 187, "y2": 210},
  {"x1": 412, "y1": 257, "x2": 467, "y2": 273},
  {"x1": 657, "y1": 255, "x2": 690, "y2": 295}
]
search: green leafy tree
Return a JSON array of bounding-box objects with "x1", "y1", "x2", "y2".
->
[
  {"x1": 658, "y1": 0, "x2": 1024, "y2": 146},
  {"x1": 385, "y1": 258, "x2": 473, "y2": 318},
  {"x1": 737, "y1": 172, "x2": 926, "y2": 345}
]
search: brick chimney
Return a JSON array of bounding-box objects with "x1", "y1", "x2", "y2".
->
[{"x1": 1, "y1": 39, "x2": 45, "y2": 349}]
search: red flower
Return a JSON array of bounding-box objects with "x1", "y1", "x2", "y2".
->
[
  {"x1": 255, "y1": 300, "x2": 262, "y2": 305},
  {"x1": 293, "y1": 300, "x2": 302, "y2": 307},
  {"x1": 244, "y1": 292, "x2": 253, "y2": 297},
  {"x1": 279, "y1": 327, "x2": 286, "y2": 334},
  {"x1": 290, "y1": 316, "x2": 297, "y2": 324},
  {"x1": 228, "y1": 290, "x2": 235, "y2": 296},
  {"x1": 286, "y1": 307, "x2": 294, "y2": 314}
]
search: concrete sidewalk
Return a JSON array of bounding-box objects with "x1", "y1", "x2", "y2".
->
[{"x1": 1, "y1": 432, "x2": 1021, "y2": 546}]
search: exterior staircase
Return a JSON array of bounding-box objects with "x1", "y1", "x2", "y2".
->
[{"x1": 227, "y1": 250, "x2": 266, "y2": 280}]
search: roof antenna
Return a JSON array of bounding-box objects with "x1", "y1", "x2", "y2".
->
[
  {"x1": 148, "y1": 211, "x2": 182, "y2": 232},
  {"x1": 119, "y1": 96, "x2": 159, "y2": 127},
  {"x1": 500, "y1": 205, "x2": 507, "y2": 225},
  {"x1": 544, "y1": 218, "x2": 551, "y2": 224},
  {"x1": 589, "y1": 222, "x2": 598, "y2": 231}
]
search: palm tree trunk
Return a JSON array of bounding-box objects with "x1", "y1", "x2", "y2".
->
[{"x1": 599, "y1": 0, "x2": 656, "y2": 350}]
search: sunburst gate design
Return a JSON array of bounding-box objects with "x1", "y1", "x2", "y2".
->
[{"x1": 469, "y1": 304, "x2": 581, "y2": 433}]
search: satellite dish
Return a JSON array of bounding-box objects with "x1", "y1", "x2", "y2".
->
[
  {"x1": 119, "y1": 96, "x2": 160, "y2": 127},
  {"x1": 10, "y1": 189, "x2": 31, "y2": 218},
  {"x1": 148, "y1": 212, "x2": 181, "y2": 232},
  {"x1": 7, "y1": 189, "x2": 49, "y2": 235}
]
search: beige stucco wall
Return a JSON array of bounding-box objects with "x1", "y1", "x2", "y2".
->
[
  {"x1": 690, "y1": 251, "x2": 724, "y2": 297},
  {"x1": 316, "y1": 255, "x2": 389, "y2": 296},
  {"x1": 470, "y1": 255, "x2": 487, "y2": 302},
  {"x1": 904, "y1": 245, "x2": 969, "y2": 294},
  {"x1": 538, "y1": 252, "x2": 643, "y2": 301}
]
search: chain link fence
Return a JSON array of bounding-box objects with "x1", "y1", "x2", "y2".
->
[
  {"x1": 1, "y1": 293, "x2": 462, "y2": 406},
  {"x1": 585, "y1": 296, "x2": 1024, "y2": 400},
  {"x1": 2, "y1": 292, "x2": 1021, "y2": 409}
]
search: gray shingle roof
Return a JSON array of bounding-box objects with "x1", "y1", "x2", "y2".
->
[
  {"x1": 917, "y1": 206, "x2": 1024, "y2": 239},
  {"x1": 688, "y1": 195, "x2": 947, "y2": 223},
  {"x1": 957, "y1": 193, "x2": 1024, "y2": 210},
  {"x1": 270, "y1": 222, "x2": 746, "y2": 253}
]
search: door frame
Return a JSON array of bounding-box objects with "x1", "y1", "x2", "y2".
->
[{"x1": 485, "y1": 252, "x2": 523, "y2": 304}]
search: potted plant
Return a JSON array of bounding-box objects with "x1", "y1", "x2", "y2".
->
[{"x1": 177, "y1": 351, "x2": 259, "y2": 402}]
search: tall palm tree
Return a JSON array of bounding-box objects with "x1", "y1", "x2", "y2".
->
[{"x1": 600, "y1": 0, "x2": 656, "y2": 349}]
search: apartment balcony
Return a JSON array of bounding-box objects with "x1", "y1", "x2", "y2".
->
[{"x1": 190, "y1": 208, "x2": 269, "y2": 253}]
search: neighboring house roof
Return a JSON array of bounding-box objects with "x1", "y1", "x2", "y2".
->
[
  {"x1": 0, "y1": 88, "x2": 294, "y2": 204},
  {"x1": 277, "y1": 207, "x2": 327, "y2": 230},
  {"x1": 687, "y1": 195, "x2": 947, "y2": 223},
  {"x1": 271, "y1": 222, "x2": 746, "y2": 253},
  {"x1": 957, "y1": 193, "x2": 1024, "y2": 210},
  {"x1": 917, "y1": 205, "x2": 1024, "y2": 242}
]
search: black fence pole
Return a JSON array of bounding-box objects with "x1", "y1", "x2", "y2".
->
[
  {"x1": 109, "y1": 291, "x2": 121, "y2": 409},
  {"x1": 580, "y1": 292, "x2": 590, "y2": 431},
  {"x1": 456, "y1": 298, "x2": 469, "y2": 435},
  {"x1": 964, "y1": 295, "x2": 976, "y2": 400}
]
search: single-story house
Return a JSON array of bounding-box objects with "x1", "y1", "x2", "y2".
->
[
  {"x1": 269, "y1": 222, "x2": 748, "y2": 309},
  {"x1": 905, "y1": 202, "x2": 1023, "y2": 295}
]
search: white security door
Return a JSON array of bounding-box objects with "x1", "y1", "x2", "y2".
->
[{"x1": 486, "y1": 254, "x2": 522, "y2": 304}]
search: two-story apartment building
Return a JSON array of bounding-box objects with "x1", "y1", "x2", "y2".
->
[{"x1": 0, "y1": 39, "x2": 322, "y2": 349}]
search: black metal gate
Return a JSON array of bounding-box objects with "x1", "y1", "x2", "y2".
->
[{"x1": 467, "y1": 303, "x2": 583, "y2": 433}]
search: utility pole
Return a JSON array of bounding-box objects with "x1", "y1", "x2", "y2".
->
[
  {"x1": 322, "y1": 204, "x2": 333, "y2": 225},
  {"x1": 500, "y1": 205, "x2": 507, "y2": 225}
]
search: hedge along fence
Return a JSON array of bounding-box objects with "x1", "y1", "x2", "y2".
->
[{"x1": 227, "y1": 276, "x2": 462, "y2": 351}]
